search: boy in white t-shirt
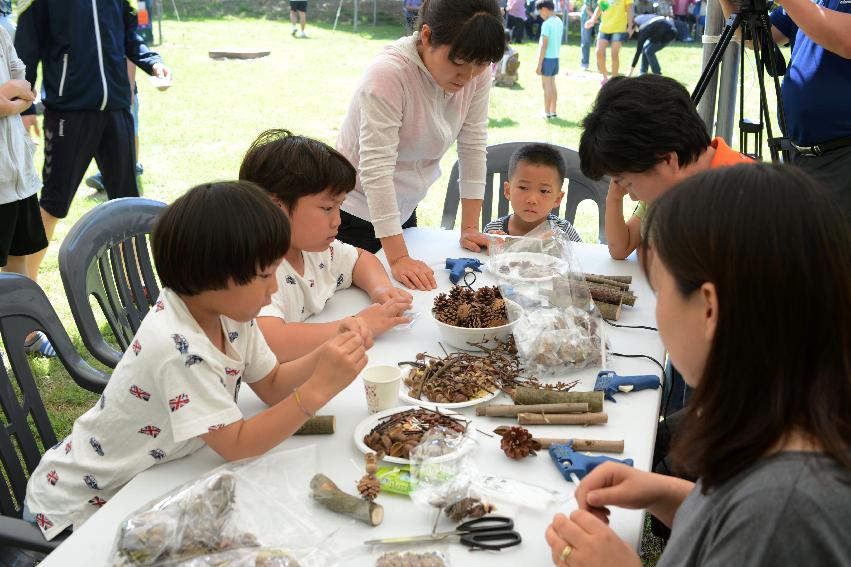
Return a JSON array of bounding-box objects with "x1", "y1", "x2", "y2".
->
[
  {"x1": 240, "y1": 130, "x2": 413, "y2": 362},
  {"x1": 24, "y1": 182, "x2": 368, "y2": 541}
]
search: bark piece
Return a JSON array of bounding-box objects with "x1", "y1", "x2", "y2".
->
[
  {"x1": 594, "y1": 300, "x2": 622, "y2": 321},
  {"x1": 493, "y1": 427, "x2": 625, "y2": 453},
  {"x1": 588, "y1": 274, "x2": 632, "y2": 285},
  {"x1": 585, "y1": 275, "x2": 630, "y2": 289}
]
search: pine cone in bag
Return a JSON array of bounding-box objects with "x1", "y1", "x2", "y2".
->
[
  {"x1": 444, "y1": 497, "x2": 496, "y2": 522},
  {"x1": 357, "y1": 474, "x2": 381, "y2": 501},
  {"x1": 499, "y1": 426, "x2": 542, "y2": 459}
]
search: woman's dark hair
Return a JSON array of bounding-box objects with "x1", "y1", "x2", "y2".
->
[
  {"x1": 239, "y1": 129, "x2": 356, "y2": 211},
  {"x1": 509, "y1": 143, "x2": 567, "y2": 182},
  {"x1": 641, "y1": 163, "x2": 851, "y2": 491},
  {"x1": 579, "y1": 75, "x2": 711, "y2": 180},
  {"x1": 153, "y1": 181, "x2": 290, "y2": 296},
  {"x1": 417, "y1": 0, "x2": 506, "y2": 65}
]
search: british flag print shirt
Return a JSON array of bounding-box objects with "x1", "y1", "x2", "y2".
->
[
  {"x1": 25, "y1": 288, "x2": 278, "y2": 541},
  {"x1": 258, "y1": 240, "x2": 359, "y2": 323}
]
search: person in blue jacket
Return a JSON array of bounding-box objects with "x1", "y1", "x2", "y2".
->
[{"x1": 14, "y1": 0, "x2": 171, "y2": 285}]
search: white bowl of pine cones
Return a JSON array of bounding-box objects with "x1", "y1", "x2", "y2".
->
[{"x1": 431, "y1": 286, "x2": 517, "y2": 351}]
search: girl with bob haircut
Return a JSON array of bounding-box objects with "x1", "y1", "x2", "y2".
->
[
  {"x1": 546, "y1": 163, "x2": 851, "y2": 566},
  {"x1": 336, "y1": 0, "x2": 505, "y2": 291}
]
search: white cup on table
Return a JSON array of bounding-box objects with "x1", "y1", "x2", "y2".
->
[{"x1": 362, "y1": 365, "x2": 402, "y2": 414}]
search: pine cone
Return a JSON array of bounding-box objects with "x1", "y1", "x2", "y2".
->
[
  {"x1": 444, "y1": 497, "x2": 496, "y2": 522},
  {"x1": 499, "y1": 426, "x2": 542, "y2": 459},
  {"x1": 357, "y1": 474, "x2": 381, "y2": 501}
]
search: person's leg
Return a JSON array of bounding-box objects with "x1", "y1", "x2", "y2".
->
[
  {"x1": 3, "y1": 195, "x2": 48, "y2": 282},
  {"x1": 611, "y1": 40, "x2": 622, "y2": 76},
  {"x1": 580, "y1": 16, "x2": 591, "y2": 69},
  {"x1": 547, "y1": 76, "x2": 557, "y2": 115},
  {"x1": 300, "y1": 10, "x2": 307, "y2": 32},
  {"x1": 96, "y1": 109, "x2": 138, "y2": 203},
  {"x1": 596, "y1": 37, "x2": 609, "y2": 81},
  {"x1": 640, "y1": 44, "x2": 650, "y2": 74},
  {"x1": 31, "y1": 109, "x2": 103, "y2": 277},
  {"x1": 791, "y1": 146, "x2": 851, "y2": 223},
  {"x1": 541, "y1": 75, "x2": 551, "y2": 115},
  {"x1": 290, "y1": 4, "x2": 298, "y2": 35},
  {"x1": 645, "y1": 41, "x2": 662, "y2": 74}
]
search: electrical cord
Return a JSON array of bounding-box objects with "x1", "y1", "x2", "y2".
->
[
  {"x1": 603, "y1": 318, "x2": 658, "y2": 332},
  {"x1": 609, "y1": 352, "x2": 665, "y2": 375}
]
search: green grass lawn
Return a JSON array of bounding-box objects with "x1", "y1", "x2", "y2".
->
[{"x1": 3, "y1": 14, "x2": 781, "y2": 564}]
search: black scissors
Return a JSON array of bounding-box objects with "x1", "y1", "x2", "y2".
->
[{"x1": 364, "y1": 515, "x2": 522, "y2": 551}]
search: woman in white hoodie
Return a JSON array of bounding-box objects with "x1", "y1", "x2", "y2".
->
[{"x1": 336, "y1": 0, "x2": 505, "y2": 290}]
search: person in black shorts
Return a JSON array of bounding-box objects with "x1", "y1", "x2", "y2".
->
[{"x1": 290, "y1": 0, "x2": 309, "y2": 38}]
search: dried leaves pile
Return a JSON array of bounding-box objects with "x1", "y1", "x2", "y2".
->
[
  {"x1": 363, "y1": 408, "x2": 467, "y2": 460},
  {"x1": 401, "y1": 337, "x2": 579, "y2": 404},
  {"x1": 432, "y1": 286, "x2": 508, "y2": 328}
]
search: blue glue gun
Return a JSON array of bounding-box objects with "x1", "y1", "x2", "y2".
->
[
  {"x1": 593, "y1": 371, "x2": 661, "y2": 403},
  {"x1": 445, "y1": 257, "x2": 483, "y2": 285},
  {"x1": 549, "y1": 442, "x2": 634, "y2": 482}
]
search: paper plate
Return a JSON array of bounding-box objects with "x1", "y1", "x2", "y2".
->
[{"x1": 353, "y1": 406, "x2": 476, "y2": 465}]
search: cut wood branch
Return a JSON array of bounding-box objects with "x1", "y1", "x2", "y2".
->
[
  {"x1": 476, "y1": 403, "x2": 589, "y2": 417},
  {"x1": 512, "y1": 387, "x2": 605, "y2": 413},
  {"x1": 588, "y1": 274, "x2": 632, "y2": 285},
  {"x1": 588, "y1": 284, "x2": 636, "y2": 307},
  {"x1": 517, "y1": 412, "x2": 608, "y2": 426},
  {"x1": 594, "y1": 300, "x2": 622, "y2": 321},
  {"x1": 295, "y1": 415, "x2": 336, "y2": 435},
  {"x1": 310, "y1": 473, "x2": 383, "y2": 526},
  {"x1": 585, "y1": 275, "x2": 630, "y2": 290},
  {"x1": 493, "y1": 427, "x2": 624, "y2": 453}
]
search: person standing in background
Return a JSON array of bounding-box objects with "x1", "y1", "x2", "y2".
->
[
  {"x1": 290, "y1": 0, "x2": 309, "y2": 38},
  {"x1": 580, "y1": 0, "x2": 599, "y2": 71},
  {"x1": 403, "y1": 0, "x2": 422, "y2": 36},
  {"x1": 507, "y1": 0, "x2": 527, "y2": 43},
  {"x1": 536, "y1": 1, "x2": 563, "y2": 119}
]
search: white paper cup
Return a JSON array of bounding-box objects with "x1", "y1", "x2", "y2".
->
[{"x1": 362, "y1": 365, "x2": 402, "y2": 414}]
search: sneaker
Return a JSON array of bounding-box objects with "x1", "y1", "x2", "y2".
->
[
  {"x1": 298, "y1": 30, "x2": 308, "y2": 38},
  {"x1": 135, "y1": 162, "x2": 144, "y2": 176},
  {"x1": 600, "y1": 77, "x2": 609, "y2": 86},
  {"x1": 85, "y1": 171, "x2": 105, "y2": 193},
  {"x1": 291, "y1": 26, "x2": 298, "y2": 37},
  {"x1": 580, "y1": 65, "x2": 589, "y2": 72},
  {"x1": 24, "y1": 331, "x2": 57, "y2": 358}
]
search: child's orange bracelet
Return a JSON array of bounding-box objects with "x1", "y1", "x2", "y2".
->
[{"x1": 294, "y1": 388, "x2": 314, "y2": 419}]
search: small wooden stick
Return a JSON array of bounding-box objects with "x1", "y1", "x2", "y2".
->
[
  {"x1": 294, "y1": 415, "x2": 335, "y2": 435},
  {"x1": 476, "y1": 403, "x2": 589, "y2": 417},
  {"x1": 513, "y1": 388, "x2": 605, "y2": 413},
  {"x1": 518, "y1": 412, "x2": 608, "y2": 426},
  {"x1": 493, "y1": 427, "x2": 624, "y2": 453},
  {"x1": 310, "y1": 473, "x2": 384, "y2": 526}
]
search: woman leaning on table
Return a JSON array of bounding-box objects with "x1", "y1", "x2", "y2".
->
[
  {"x1": 546, "y1": 163, "x2": 851, "y2": 566},
  {"x1": 335, "y1": 0, "x2": 505, "y2": 291}
]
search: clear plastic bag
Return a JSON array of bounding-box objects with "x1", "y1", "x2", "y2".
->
[
  {"x1": 375, "y1": 550, "x2": 452, "y2": 567},
  {"x1": 489, "y1": 222, "x2": 607, "y2": 375},
  {"x1": 110, "y1": 446, "x2": 340, "y2": 567}
]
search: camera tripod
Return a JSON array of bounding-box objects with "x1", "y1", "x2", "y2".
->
[{"x1": 691, "y1": 0, "x2": 790, "y2": 162}]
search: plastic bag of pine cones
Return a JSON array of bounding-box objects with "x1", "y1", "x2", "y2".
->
[
  {"x1": 488, "y1": 222, "x2": 608, "y2": 374},
  {"x1": 110, "y1": 446, "x2": 341, "y2": 567}
]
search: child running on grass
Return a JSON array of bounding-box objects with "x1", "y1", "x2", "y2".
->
[{"x1": 585, "y1": 0, "x2": 634, "y2": 84}]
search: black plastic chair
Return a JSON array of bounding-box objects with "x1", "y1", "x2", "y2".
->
[
  {"x1": 440, "y1": 142, "x2": 609, "y2": 244},
  {"x1": 0, "y1": 274, "x2": 108, "y2": 553},
  {"x1": 59, "y1": 197, "x2": 166, "y2": 368}
]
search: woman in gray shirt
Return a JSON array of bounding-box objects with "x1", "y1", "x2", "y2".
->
[{"x1": 545, "y1": 163, "x2": 851, "y2": 566}]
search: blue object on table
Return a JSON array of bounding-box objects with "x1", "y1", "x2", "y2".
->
[
  {"x1": 593, "y1": 370, "x2": 661, "y2": 403},
  {"x1": 364, "y1": 515, "x2": 522, "y2": 551},
  {"x1": 549, "y1": 442, "x2": 634, "y2": 482},
  {"x1": 445, "y1": 257, "x2": 483, "y2": 285}
]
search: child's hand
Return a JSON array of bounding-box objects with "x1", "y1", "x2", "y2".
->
[
  {"x1": 357, "y1": 299, "x2": 412, "y2": 337},
  {"x1": 391, "y1": 256, "x2": 437, "y2": 291},
  {"x1": 584, "y1": 19, "x2": 596, "y2": 29},
  {"x1": 338, "y1": 316, "x2": 374, "y2": 350},
  {"x1": 0, "y1": 79, "x2": 34, "y2": 101},
  {"x1": 370, "y1": 285, "x2": 413, "y2": 306},
  {"x1": 314, "y1": 331, "x2": 368, "y2": 392},
  {"x1": 460, "y1": 228, "x2": 489, "y2": 253}
]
